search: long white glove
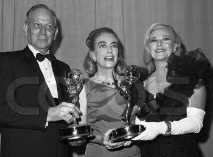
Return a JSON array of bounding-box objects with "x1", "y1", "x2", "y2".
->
[
  {"x1": 132, "y1": 119, "x2": 167, "y2": 140},
  {"x1": 171, "y1": 107, "x2": 205, "y2": 134},
  {"x1": 133, "y1": 107, "x2": 205, "y2": 141}
]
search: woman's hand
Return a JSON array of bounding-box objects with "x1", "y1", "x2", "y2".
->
[
  {"x1": 132, "y1": 121, "x2": 167, "y2": 141},
  {"x1": 103, "y1": 129, "x2": 132, "y2": 150}
]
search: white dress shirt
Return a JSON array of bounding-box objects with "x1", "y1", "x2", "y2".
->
[{"x1": 28, "y1": 44, "x2": 58, "y2": 98}]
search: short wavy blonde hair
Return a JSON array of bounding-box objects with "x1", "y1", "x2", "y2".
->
[{"x1": 143, "y1": 23, "x2": 186, "y2": 74}]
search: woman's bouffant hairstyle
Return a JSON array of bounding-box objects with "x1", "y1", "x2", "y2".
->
[
  {"x1": 83, "y1": 27, "x2": 126, "y2": 77},
  {"x1": 143, "y1": 23, "x2": 186, "y2": 74}
]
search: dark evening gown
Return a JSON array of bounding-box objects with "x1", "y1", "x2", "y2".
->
[
  {"x1": 84, "y1": 80, "x2": 141, "y2": 157},
  {"x1": 138, "y1": 48, "x2": 213, "y2": 157}
]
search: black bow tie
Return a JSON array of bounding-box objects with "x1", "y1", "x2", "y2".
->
[{"x1": 36, "y1": 53, "x2": 56, "y2": 62}]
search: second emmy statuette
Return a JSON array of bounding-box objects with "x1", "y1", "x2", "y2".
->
[{"x1": 109, "y1": 65, "x2": 145, "y2": 143}]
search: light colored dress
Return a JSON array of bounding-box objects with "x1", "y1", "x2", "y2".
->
[{"x1": 84, "y1": 79, "x2": 141, "y2": 157}]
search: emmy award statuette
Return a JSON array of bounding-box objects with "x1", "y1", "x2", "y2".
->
[
  {"x1": 60, "y1": 69, "x2": 94, "y2": 146},
  {"x1": 109, "y1": 65, "x2": 145, "y2": 143}
]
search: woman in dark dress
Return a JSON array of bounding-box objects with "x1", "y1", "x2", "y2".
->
[
  {"x1": 78, "y1": 27, "x2": 141, "y2": 157},
  {"x1": 133, "y1": 23, "x2": 212, "y2": 157}
]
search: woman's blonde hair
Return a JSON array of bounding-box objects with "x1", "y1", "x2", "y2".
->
[{"x1": 143, "y1": 23, "x2": 186, "y2": 74}]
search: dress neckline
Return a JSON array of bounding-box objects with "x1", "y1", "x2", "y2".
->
[
  {"x1": 89, "y1": 78, "x2": 116, "y2": 89},
  {"x1": 90, "y1": 74, "x2": 116, "y2": 88}
]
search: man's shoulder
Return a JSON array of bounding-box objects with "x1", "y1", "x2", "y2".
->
[
  {"x1": 53, "y1": 59, "x2": 71, "y2": 72},
  {"x1": 0, "y1": 50, "x2": 23, "y2": 61},
  {"x1": 0, "y1": 48, "x2": 25, "y2": 57},
  {"x1": 0, "y1": 48, "x2": 29, "y2": 67},
  {"x1": 55, "y1": 59, "x2": 69, "y2": 66}
]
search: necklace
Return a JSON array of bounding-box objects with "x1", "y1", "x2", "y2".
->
[{"x1": 93, "y1": 74, "x2": 115, "y2": 87}]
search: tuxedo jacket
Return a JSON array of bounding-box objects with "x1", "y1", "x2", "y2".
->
[{"x1": 0, "y1": 46, "x2": 70, "y2": 157}]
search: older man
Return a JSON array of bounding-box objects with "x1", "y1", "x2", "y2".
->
[{"x1": 0, "y1": 4, "x2": 79, "y2": 157}]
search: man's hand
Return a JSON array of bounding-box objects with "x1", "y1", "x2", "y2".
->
[{"x1": 47, "y1": 102, "x2": 81, "y2": 124}]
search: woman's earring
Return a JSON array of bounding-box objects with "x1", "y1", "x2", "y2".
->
[
  {"x1": 90, "y1": 52, "x2": 96, "y2": 62},
  {"x1": 173, "y1": 44, "x2": 179, "y2": 54},
  {"x1": 173, "y1": 47, "x2": 178, "y2": 55},
  {"x1": 91, "y1": 57, "x2": 96, "y2": 63}
]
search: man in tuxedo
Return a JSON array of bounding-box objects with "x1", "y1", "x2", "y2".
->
[{"x1": 0, "y1": 4, "x2": 79, "y2": 157}]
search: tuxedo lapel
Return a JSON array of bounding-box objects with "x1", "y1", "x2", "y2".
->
[
  {"x1": 22, "y1": 47, "x2": 56, "y2": 107},
  {"x1": 22, "y1": 47, "x2": 43, "y2": 77}
]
